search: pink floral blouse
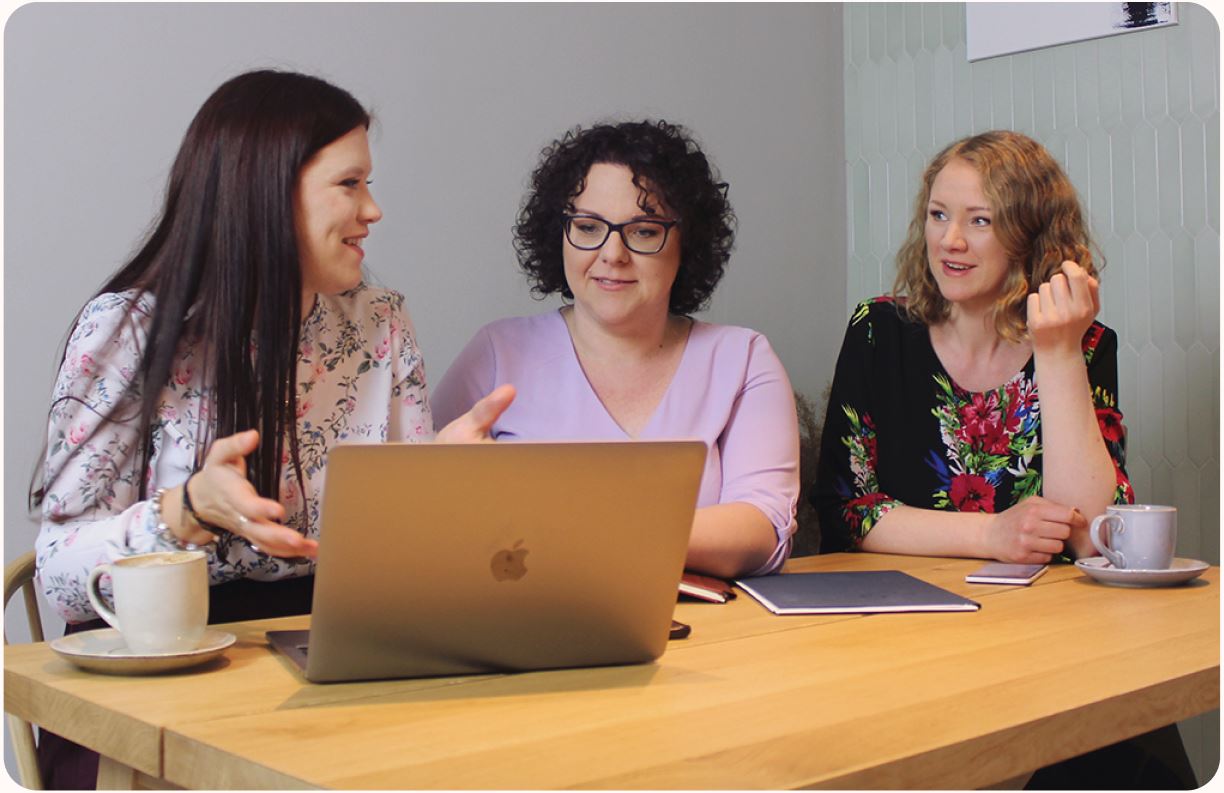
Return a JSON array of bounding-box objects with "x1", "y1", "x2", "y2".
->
[{"x1": 36, "y1": 285, "x2": 433, "y2": 622}]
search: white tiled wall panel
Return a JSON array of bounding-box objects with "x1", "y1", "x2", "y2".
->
[{"x1": 844, "y1": 3, "x2": 1219, "y2": 781}]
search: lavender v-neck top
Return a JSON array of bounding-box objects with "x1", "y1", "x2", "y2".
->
[{"x1": 432, "y1": 310, "x2": 799, "y2": 575}]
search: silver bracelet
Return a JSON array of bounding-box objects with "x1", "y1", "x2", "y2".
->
[{"x1": 151, "y1": 487, "x2": 214, "y2": 552}]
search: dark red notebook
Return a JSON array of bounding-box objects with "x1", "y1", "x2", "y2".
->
[{"x1": 678, "y1": 572, "x2": 737, "y2": 604}]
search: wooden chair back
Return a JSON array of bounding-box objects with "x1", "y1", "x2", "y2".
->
[{"x1": 5, "y1": 550, "x2": 45, "y2": 789}]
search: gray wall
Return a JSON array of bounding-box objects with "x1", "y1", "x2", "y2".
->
[
  {"x1": 843, "y1": 2, "x2": 1220, "y2": 782},
  {"x1": 3, "y1": 3, "x2": 846, "y2": 778},
  {"x1": 3, "y1": 0, "x2": 845, "y2": 725},
  {"x1": 4, "y1": 2, "x2": 845, "y2": 597},
  {"x1": 8, "y1": 0, "x2": 1218, "y2": 785}
]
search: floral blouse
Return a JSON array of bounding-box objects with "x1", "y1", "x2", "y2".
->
[
  {"x1": 814, "y1": 297, "x2": 1133, "y2": 553},
  {"x1": 36, "y1": 285, "x2": 433, "y2": 623}
]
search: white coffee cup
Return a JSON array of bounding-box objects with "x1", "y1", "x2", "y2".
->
[
  {"x1": 1089, "y1": 505, "x2": 1177, "y2": 571},
  {"x1": 86, "y1": 551, "x2": 208, "y2": 654}
]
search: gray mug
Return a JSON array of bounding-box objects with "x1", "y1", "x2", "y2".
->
[{"x1": 1089, "y1": 505, "x2": 1177, "y2": 570}]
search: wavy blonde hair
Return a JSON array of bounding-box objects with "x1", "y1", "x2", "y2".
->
[{"x1": 893, "y1": 130, "x2": 1100, "y2": 342}]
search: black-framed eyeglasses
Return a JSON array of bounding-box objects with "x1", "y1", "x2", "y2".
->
[{"x1": 562, "y1": 214, "x2": 679, "y2": 255}]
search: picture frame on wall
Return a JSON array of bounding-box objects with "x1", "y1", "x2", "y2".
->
[{"x1": 966, "y1": 2, "x2": 1178, "y2": 61}]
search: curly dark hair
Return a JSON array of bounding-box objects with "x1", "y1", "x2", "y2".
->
[{"x1": 514, "y1": 120, "x2": 736, "y2": 315}]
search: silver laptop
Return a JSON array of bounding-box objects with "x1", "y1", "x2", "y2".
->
[{"x1": 268, "y1": 440, "x2": 705, "y2": 682}]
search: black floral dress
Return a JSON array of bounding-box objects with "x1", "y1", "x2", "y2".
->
[{"x1": 814, "y1": 297, "x2": 1133, "y2": 553}]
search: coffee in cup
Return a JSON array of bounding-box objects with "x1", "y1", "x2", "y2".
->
[
  {"x1": 1089, "y1": 505, "x2": 1177, "y2": 570},
  {"x1": 86, "y1": 550, "x2": 208, "y2": 654}
]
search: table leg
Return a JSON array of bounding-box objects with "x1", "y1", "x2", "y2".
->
[
  {"x1": 6, "y1": 713, "x2": 41, "y2": 788},
  {"x1": 96, "y1": 755, "x2": 180, "y2": 790}
]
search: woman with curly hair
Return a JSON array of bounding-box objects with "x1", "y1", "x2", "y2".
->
[
  {"x1": 815, "y1": 130, "x2": 1132, "y2": 563},
  {"x1": 433, "y1": 120, "x2": 799, "y2": 578}
]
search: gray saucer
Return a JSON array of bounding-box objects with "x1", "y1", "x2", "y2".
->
[{"x1": 1075, "y1": 556, "x2": 1209, "y2": 588}]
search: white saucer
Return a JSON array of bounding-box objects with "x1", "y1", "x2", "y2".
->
[
  {"x1": 1075, "y1": 557, "x2": 1209, "y2": 588},
  {"x1": 51, "y1": 628, "x2": 236, "y2": 675}
]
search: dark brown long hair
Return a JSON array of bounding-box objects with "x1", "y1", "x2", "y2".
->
[{"x1": 33, "y1": 70, "x2": 370, "y2": 509}]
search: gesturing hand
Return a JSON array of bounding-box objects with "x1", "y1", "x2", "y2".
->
[
  {"x1": 1027, "y1": 260, "x2": 1100, "y2": 356},
  {"x1": 435, "y1": 384, "x2": 516, "y2": 443},
  {"x1": 984, "y1": 496, "x2": 1085, "y2": 563},
  {"x1": 187, "y1": 430, "x2": 319, "y2": 558}
]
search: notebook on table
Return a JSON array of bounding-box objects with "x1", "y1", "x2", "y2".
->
[
  {"x1": 678, "y1": 572, "x2": 737, "y2": 603},
  {"x1": 268, "y1": 440, "x2": 706, "y2": 682},
  {"x1": 735, "y1": 571, "x2": 980, "y2": 615}
]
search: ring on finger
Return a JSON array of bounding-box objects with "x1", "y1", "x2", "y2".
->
[{"x1": 236, "y1": 515, "x2": 261, "y2": 553}]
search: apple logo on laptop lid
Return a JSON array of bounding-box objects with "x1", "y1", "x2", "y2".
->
[{"x1": 490, "y1": 540, "x2": 529, "y2": 582}]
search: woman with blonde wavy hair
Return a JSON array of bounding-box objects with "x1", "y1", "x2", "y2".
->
[
  {"x1": 814, "y1": 130, "x2": 1131, "y2": 563},
  {"x1": 813, "y1": 133, "x2": 1195, "y2": 788}
]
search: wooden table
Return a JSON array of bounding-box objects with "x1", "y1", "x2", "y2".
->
[{"x1": 6, "y1": 553, "x2": 1218, "y2": 788}]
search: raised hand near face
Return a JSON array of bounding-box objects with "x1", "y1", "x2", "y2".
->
[{"x1": 1026, "y1": 260, "x2": 1100, "y2": 357}]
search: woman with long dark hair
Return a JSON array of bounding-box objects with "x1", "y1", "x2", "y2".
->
[
  {"x1": 33, "y1": 66, "x2": 511, "y2": 788},
  {"x1": 31, "y1": 66, "x2": 510, "y2": 753}
]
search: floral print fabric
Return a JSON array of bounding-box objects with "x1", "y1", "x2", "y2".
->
[
  {"x1": 928, "y1": 371, "x2": 1043, "y2": 511},
  {"x1": 815, "y1": 297, "x2": 1133, "y2": 553},
  {"x1": 36, "y1": 285, "x2": 433, "y2": 622}
]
